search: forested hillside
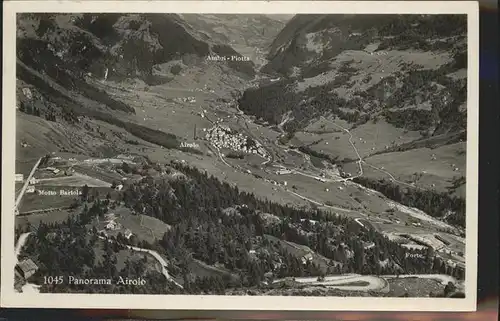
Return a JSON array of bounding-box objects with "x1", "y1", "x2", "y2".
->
[
  {"x1": 18, "y1": 162, "x2": 465, "y2": 294},
  {"x1": 240, "y1": 14, "x2": 467, "y2": 136}
]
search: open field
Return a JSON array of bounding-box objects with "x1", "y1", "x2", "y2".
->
[
  {"x1": 72, "y1": 165, "x2": 124, "y2": 184},
  {"x1": 18, "y1": 192, "x2": 78, "y2": 212},
  {"x1": 297, "y1": 118, "x2": 422, "y2": 161},
  {"x1": 350, "y1": 120, "x2": 422, "y2": 158},
  {"x1": 16, "y1": 209, "x2": 76, "y2": 228},
  {"x1": 118, "y1": 213, "x2": 172, "y2": 244},
  {"x1": 91, "y1": 69, "x2": 230, "y2": 141},
  {"x1": 36, "y1": 172, "x2": 112, "y2": 187},
  {"x1": 295, "y1": 131, "x2": 360, "y2": 161},
  {"x1": 347, "y1": 142, "x2": 466, "y2": 194},
  {"x1": 15, "y1": 159, "x2": 41, "y2": 176},
  {"x1": 90, "y1": 206, "x2": 172, "y2": 244},
  {"x1": 16, "y1": 113, "x2": 60, "y2": 158},
  {"x1": 16, "y1": 112, "x2": 122, "y2": 159}
]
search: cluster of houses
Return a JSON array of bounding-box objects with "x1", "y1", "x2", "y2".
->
[
  {"x1": 173, "y1": 97, "x2": 196, "y2": 104},
  {"x1": 205, "y1": 125, "x2": 268, "y2": 158},
  {"x1": 98, "y1": 213, "x2": 133, "y2": 240}
]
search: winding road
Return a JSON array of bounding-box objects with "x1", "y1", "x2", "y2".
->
[
  {"x1": 126, "y1": 244, "x2": 184, "y2": 289},
  {"x1": 320, "y1": 117, "x2": 364, "y2": 180},
  {"x1": 15, "y1": 232, "x2": 32, "y2": 257},
  {"x1": 98, "y1": 236, "x2": 183, "y2": 289},
  {"x1": 274, "y1": 274, "x2": 389, "y2": 293},
  {"x1": 274, "y1": 273, "x2": 458, "y2": 293}
]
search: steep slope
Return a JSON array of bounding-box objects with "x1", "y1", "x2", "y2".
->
[
  {"x1": 241, "y1": 14, "x2": 467, "y2": 137},
  {"x1": 178, "y1": 14, "x2": 289, "y2": 68},
  {"x1": 16, "y1": 13, "x2": 257, "y2": 158},
  {"x1": 238, "y1": 14, "x2": 468, "y2": 227},
  {"x1": 178, "y1": 14, "x2": 287, "y2": 49}
]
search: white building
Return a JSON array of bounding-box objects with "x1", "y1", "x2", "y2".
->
[
  {"x1": 301, "y1": 253, "x2": 313, "y2": 265},
  {"x1": 15, "y1": 174, "x2": 24, "y2": 182},
  {"x1": 106, "y1": 221, "x2": 118, "y2": 230},
  {"x1": 124, "y1": 229, "x2": 133, "y2": 239}
]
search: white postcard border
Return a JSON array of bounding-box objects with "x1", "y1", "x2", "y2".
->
[{"x1": 2, "y1": 0, "x2": 479, "y2": 311}]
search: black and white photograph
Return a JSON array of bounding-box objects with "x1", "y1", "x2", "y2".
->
[{"x1": 1, "y1": 0, "x2": 479, "y2": 311}]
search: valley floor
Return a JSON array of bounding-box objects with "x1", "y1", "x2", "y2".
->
[{"x1": 14, "y1": 70, "x2": 465, "y2": 297}]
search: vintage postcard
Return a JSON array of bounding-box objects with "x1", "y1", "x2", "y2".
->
[{"x1": 2, "y1": 0, "x2": 479, "y2": 311}]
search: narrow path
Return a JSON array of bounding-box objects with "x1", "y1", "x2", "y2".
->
[
  {"x1": 15, "y1": 157, "x2": 42, "y2": 212},
  {"x1": 15, "y1": 232, "x2": 32, "y2": 257},
  {"x1": 98, "y1": 236, "x2": 183, "y2": 289},
  {"x1": 319, "y1": 117, "x2": 363, "y2": 180},
  {"x1": 363, "y1": 162, "x2": 423, "y2": 190},
  {"x1": 354, "y1": 218, "x2": 365, "y2": 228},
  {"x1": 140, "y1": 215, "x2": 157, "y2": 241},
  {"x1": 319, "y1": 117, "x2": 426, "y2": 189}
]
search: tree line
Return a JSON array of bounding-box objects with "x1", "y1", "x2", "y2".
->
[
  {"x1": 16, "y1": 161, "x2": 464, "y2": 295},
  {"x1": 353, "y1": 176, "x2": 465, "y2": 228}
]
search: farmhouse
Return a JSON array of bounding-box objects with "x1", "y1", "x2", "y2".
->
[
  {"x1": 16, "y1": 259, "x2": 38, "y2": 279},
  {"x1": 301, "y1": 253, "x2": 313, "y2": 265},
  {"x1": 124, "y1": 229, "x2": 133, "y2": 239},
  {"x1": 106, "y1": 221, "x2": 119, "y2": 230},
  {"x1": 15, "y1": 174, "x2": 24, "y2": 182}
]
